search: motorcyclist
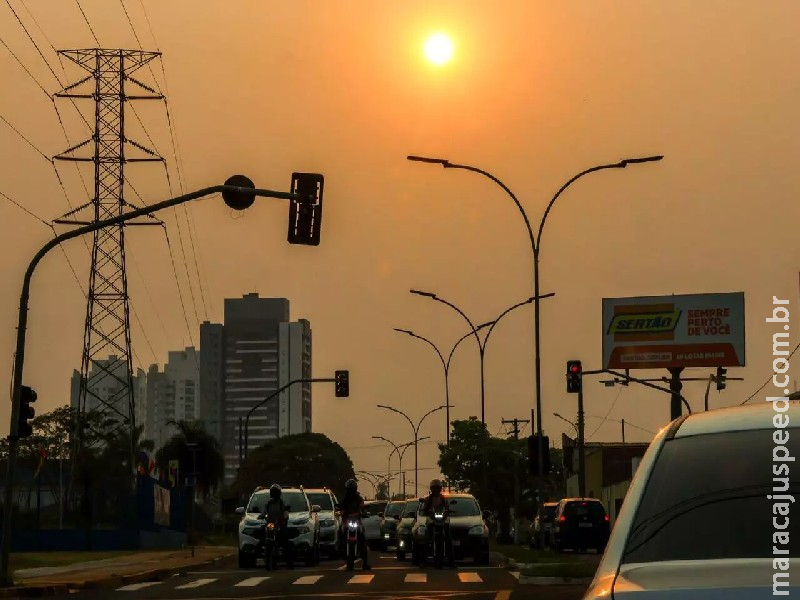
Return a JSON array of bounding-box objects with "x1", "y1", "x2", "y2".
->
[
  {"x1": 263, "y1": 484, "x2": 294, "y2": 569},
  {"x1": 420, "y1": 478, "x2": 455, "y2": 568},
  {"x1": 337, "y1": 478, "x2": 371, "y2": 570}
]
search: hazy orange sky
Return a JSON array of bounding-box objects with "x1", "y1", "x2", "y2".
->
[{"x1": 1, "y1": 1, "x2": 799, "y2": 490}]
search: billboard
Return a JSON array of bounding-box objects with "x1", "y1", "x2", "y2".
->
[{"x1": 602, "y1": 292, "x2": 745, "y2": 369}]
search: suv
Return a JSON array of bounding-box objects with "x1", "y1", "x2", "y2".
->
[
  {"x1": 379, "y1": 500, "x2": 406, "y2": 551},
  {"x1": 552, "y1": 497, "x2": 609, "y2": 553},
  {"x1": 396, "y1": 499, "x2": 419, "y2": 561},
  {"x1": 236, "y1": 486, "x2": 322, "y2": 568},
  {"x1": 530, "y1": 501, "x2": 558, "y2": 548},
  {"x1": 410, "y1": 493, "x2": 490, "y2": 564},
  {"x1": 362, "y1": 500, "x2": 387, "y2": 550},
  {"x1": 304, "y1": 488, "x2": 340, "y2": 560}
]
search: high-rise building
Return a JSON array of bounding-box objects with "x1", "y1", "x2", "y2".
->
[
  {"x1": 200, "y1": 293, "x2": 312, "y2": 483},
  {"x1": 70, "y1": 356, "x2": 146, "y2": 428},
  {"x1": 143, "y1": 347, "x2": 200, "y2": 450}
]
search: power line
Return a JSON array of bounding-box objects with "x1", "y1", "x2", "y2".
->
[
  {"x1": 740, "y1": 340, "x2": 800, "y2": 405},
  {"x1": 162, "y1": 225, "x2": 198, "y2": 365},
  {"x1": 0, "y1": 34, "x2": 50, "y2": 97},
  {"x1": 119, "y1": 0, "x2": 144, "y2": 49},
  {"x1": 17, "y1": 0, "x2": 57, "y2": 54},
  {"x1": 587, "y1": 385, "x2": 624, "y2": 440},
  {"x1": 0, "y1": 113, "x2": 49, "y2": 161},
  {"x1": 74, "y1": 0, "x2": 100, "y2": 45},
  {"x1": 0, "y1": 188, "x2": 48, "y2": 225},
  {"x1": 4, "y1": 0, "x2": 64, "y2": 87}
]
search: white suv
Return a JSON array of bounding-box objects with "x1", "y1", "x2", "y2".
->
[
  {"x1": 236, "y1": 486, "x2": 322, "y2": 568},
  {"x1": 304, "y1": 488, "x2": 340, "y2": 559}
]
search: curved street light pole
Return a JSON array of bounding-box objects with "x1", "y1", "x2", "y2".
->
[
  {"x1": 407, "y1": 153, "x2": 663, "y2": 545},
  {"x1": 377, "y1": 404, "x2": 444, "y2": 497},
  {"x1": 372, "y1": 436, "x2": 401, "y2": 499}
]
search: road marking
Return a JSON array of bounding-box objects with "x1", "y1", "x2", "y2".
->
[
  {"x1": 511, "y1": 571, "x2": 520, "y2": 580},
  {"x1": 235, "y1": 576, "x2": 270, "y2": 587},
  {"x1": 494, "y1": 591, "x2": 512, "y2": 600},
  {"x1": 458, "y1": 572, "x2": 483, "y2": 583},
  {"x1": 293, "y1": 575, "x2": 323, "y2": 584},
  {"x1": 175, "y1": 578, "x2": 216, "y2": 589},
  {"x1": 404, "y1": 573, "x2": 427, "y2": 583},
  {"x1": 348, "y1": 574, "x2": 374, "y2": 584},
  {"x1": 116, "y1": 582, "x2": 161, "y2": 591}
]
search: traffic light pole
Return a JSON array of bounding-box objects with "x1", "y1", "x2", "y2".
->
[
  {"x1": 0, "y1": 182, "x2": 304, "y2": 587},
  {"x1": 577, "y1": 380, "x2": 586, "y2": 498}
]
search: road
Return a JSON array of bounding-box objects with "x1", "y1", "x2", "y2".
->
[{"x1": 59, "y1": 550, "x2": 589, "y2": 600}]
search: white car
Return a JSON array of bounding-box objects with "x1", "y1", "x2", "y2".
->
[
  {"x1": 584, "y1": 401, "x2": 799, "y2": 598},
  {"x1": 305, "y1": 487, "x2": 340, "y2": 559},
  {"x1": 362, "y1": 500, "x2": 387, "y2": 550},
  {"x1": 236, "y1": 486, "x2": 321, "y2": 568}
]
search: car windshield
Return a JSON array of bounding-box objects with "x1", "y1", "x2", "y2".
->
[
  {"x1": 563, "y1": 501, "x2": 605, "y2": 521},
  {"x1": 448, "y1": 498, "x2": 481, "y2": 516},
  {"x1": 306, "y1": 492, "x2": 333, "y2": 510},
  {"x1": 622, "y1": 428, "x2": 800, "y2": 563},
  {"x1": 385, "y1": 502, "x2": 404, "y2": 516},
  {"x1": 542, "y1": 505, "x2": 557, "y2": 521},
  {"x1": 364, "y1": 502, "x2": 386, "y2": 517},
  {"x1": 249, "y1": 491, "x2": 308, "y2": 514},
  {"x1": 402, "y1": 501, "x2": 419, "y2": 517}
]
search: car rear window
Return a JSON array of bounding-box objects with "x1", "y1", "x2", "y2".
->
[
  {"x1": 364, "y1": 502, "x2": 386, "y2": 517},
  {"x1": 402, "y1": 501, "x2": 419, "y2": 517},
  {"x1": 622, "y1": 428, "x2": 800, "y2": 563},
  {"x1": 564, "y1": 501, "x2": 606, "y2": 521},
  {"x1": 385, "y1": 502, "x2": 404, "y2": 516},
  {"x1": 543, "y1": 505, "x2": 557, "y2": 521}
]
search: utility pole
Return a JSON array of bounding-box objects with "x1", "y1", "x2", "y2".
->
[
  {"x1": 54, "y1": 49, "x2": 164, "y2": 488},
  {"x1": 577, "y1": 379, "x2": 586, "y2": 498},
  {"x1": 502, "y1": 417, "x2": 529, "y2": 545},
  {"x1": 621, "y1": 419, "x2": 625, "y2": 444}
]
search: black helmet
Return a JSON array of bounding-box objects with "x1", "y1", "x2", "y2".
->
[
  {"x1": 269, "y1": 484, "x2": 281, "y2": 498},
  {"x1": 430, "y1": 479, "x2": 442, "y2": 493},
  {"x1": 345, "y1": 478, "x2": 357, "y2": 491}
]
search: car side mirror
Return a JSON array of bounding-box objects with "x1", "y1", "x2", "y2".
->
[
  {"x1": 311, "y1": 505, "x2": 321, "y2": 513},
  {"x1": 482, "y1": 510, "x2": 491, "y2": 520},
  {"x1": 235, "y1": 507, "x2": 245, "y2": 515}
]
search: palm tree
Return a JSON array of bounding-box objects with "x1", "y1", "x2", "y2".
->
[{"x1": 155, "y1": 420, "x2": 224, "y2": 499}]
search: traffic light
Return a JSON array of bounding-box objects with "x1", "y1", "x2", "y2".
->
[
  {"x1": 334, "y1": 370, "x2": 349, "y2": 397},
  {"x1": 716, "y1": 366, "x2": 727, "y2": 391},
  {"x1": 566, "y1": 360, "x2": 582, "y2": 394},
  {"x1": 18, "y1": 385, "x2": 37, "y2": 438},
  {"x1": 527, "y1": 434, "x2": 550, "y2": 476},
  {"x1": 288, "y1": 172, "x2": 324, "y2": 246}
]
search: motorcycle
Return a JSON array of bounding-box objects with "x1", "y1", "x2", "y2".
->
[
  {"x1": 344, "y1": 517, "x2": 361, "y2": 571},
  {"x1": 264, "y1": 522, "x2": 279, "y2": 570},
  {"x1": 430, "y1": 506, "x2": 448, "y2": 569}
]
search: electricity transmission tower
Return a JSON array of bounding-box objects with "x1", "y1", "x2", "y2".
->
[{"x1": 53, "y1": 49, "x2": 164, "y2": 467}]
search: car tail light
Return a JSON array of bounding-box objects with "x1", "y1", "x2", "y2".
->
[
  {"x1": 604, "y1": 515, "x2": 609, "y2": 522},
  {"x1": 559, "y1": 515, "x2": 566, "y2": 522}
]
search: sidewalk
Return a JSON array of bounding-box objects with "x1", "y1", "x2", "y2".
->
[{"x1": 3, "y1": 546, "x2": 235, "y2": 596}]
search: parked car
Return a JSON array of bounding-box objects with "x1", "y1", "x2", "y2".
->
[
  {"x1": 552, "y1": 497, "x2": 609, "y2": 553},
  {"x1": 396, "y1": 499, "x2": 419, "y2": 561},
  {"x1": 236, "y1": 485, "x2": 322, "y2": 568},
  {"x1": 530, "y1": 501, "x2": 558, "y2": 548},
  {"x1": 304, "y1": 487, "x2": 339, "y2": 559},
  {"x1": 379, "y1": 500, "x2": 405, "y2": 551},
  {"x1": 584, "y1": 402, "x2": 800, "y2": 599},
  {"x1": 362, "y1": 500, "x2": 387, "y2": 550},
  {"x1": 410, "y1": 493, "x2": 490, "y2": 564}
]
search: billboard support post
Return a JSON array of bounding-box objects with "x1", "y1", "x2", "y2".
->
[{"x1": 668, "y1": 367, "x2": 684, "y2": 421}]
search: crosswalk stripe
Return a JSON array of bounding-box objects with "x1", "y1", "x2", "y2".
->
[
  {"x1": 348, "y1": 574, "x2": 374, "y2": 584},
  {"x1": 405, "y1": 573, "x2": 427, "y2": 583},
  {"x1": 235, "y1": 576, "x2": 270, "y2": 587},
  {"x1": 293, "y1": 575, "x2": 323, "y2": 585},
  {"x1": 458, "y1": 572, "x2": 483, "y2": 583},
  {"x1": 116, "y1": 582, "x2": 162, "y2": 591},
  {"x1": 175, "y1": 578, "x2": 216, "y2": 589}
]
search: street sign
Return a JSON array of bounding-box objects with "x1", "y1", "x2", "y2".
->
[{"x1": 602, "y1": 292, "x2": 745, "y2": 369}]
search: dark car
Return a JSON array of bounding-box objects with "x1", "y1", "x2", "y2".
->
[
  {"x1": 529, "y1": 501, "x2": 558, "y2": 548},
  {"x1": 379, "y1": 500, "x2": 405, "y2": 551},
  {"x1": 396, "y1": 499, "x2": 419, "y2": 561},
  {"x1": 552, "y1": 497, "x2": 609, "y2": 553}
]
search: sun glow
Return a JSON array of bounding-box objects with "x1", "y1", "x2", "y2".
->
[{"x1": 423, "y1": 33, "x2": 453, "y2": 65}]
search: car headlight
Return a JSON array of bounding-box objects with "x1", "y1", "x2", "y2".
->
[{"x1": 469, "y1": 525, "x2": 484, "y2": 535}]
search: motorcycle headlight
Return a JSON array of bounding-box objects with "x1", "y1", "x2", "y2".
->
[
  {"x1": 347, "y1": 520, "x2": 359, "y2": 529},
  {"x1": 469, "y1": 525, "x2": 484, "y2": 535}
]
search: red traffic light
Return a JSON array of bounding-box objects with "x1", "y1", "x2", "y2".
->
[{"x1": 570, "y1": 365, "x2": 580, "y2": 373}]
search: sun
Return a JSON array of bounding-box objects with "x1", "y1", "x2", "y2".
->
[{"x1": 423, "y1": 33, "x2": 453, "y2": 66}]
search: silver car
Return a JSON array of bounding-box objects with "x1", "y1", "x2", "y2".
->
[
  {"x1": 362, "y1": 500, "x2": 387, "y2": 550},
  {"x1": 584, "y1": 402, "x2": 799, "y2": 598},
  {"x1": 305, "y1": 488, "x2": 340, "y2": 560}
]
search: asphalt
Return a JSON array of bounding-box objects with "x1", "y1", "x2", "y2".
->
[{"x1": 54, "y1": 550, "x2": 590, "y2": 600}]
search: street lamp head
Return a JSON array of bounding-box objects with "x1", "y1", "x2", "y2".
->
[
  {"x1": 393, "y1": 328, "x2": 414, "y2": 336},
  {"x1": 407, "y1": 155, "x2": 450, "y2": 167},
  {"x1": 477, "y1": 321, "x2": 494, "y2": 329},
  {"x1": 410, "y1": 289, "x2": 436, "y2": 298},
  {"x1": 621, "y1": 155, "x2": 664, "y2": 167}
]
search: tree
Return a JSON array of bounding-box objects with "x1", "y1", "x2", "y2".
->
[
  {"x1": 155, "y1": 420, "x2": 224, "y2": 499},
  {"x1": 375, "y1": 481, "x2": 388, "y2": 501},
  {"x1": 236, "y1": 433, "x2": 355, "y2": 501}
]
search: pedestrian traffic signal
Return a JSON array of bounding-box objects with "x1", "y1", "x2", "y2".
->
[
  {"x1": 335, "y1": 370, "x2": 349, "y2": 397},
  {"x1": 566, "y1": 360, "x2": 582, "y2": 394},
  {"x1": 716, "y1": 366, "x2": 727, "y2": 391},
  {"x1": 527, "y1": 434, "x2": 551, "y2": 476},
  {"x1": 18, "y1": 385, "x2": 37, "y2": 438},
  {"x1": 288, "y1": 172, "x2": 324, "y2": 246}
]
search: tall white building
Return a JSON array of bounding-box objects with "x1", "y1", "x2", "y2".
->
[
  {"x1": 70, "y1": 356, "x2": 146, "y2": 429},
  {"x1": 200, "y1": 293, "x2": 312, "y2": 483},
  {"x1": 143, "y1": 347, "x2": 200, "y2": 450}
]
